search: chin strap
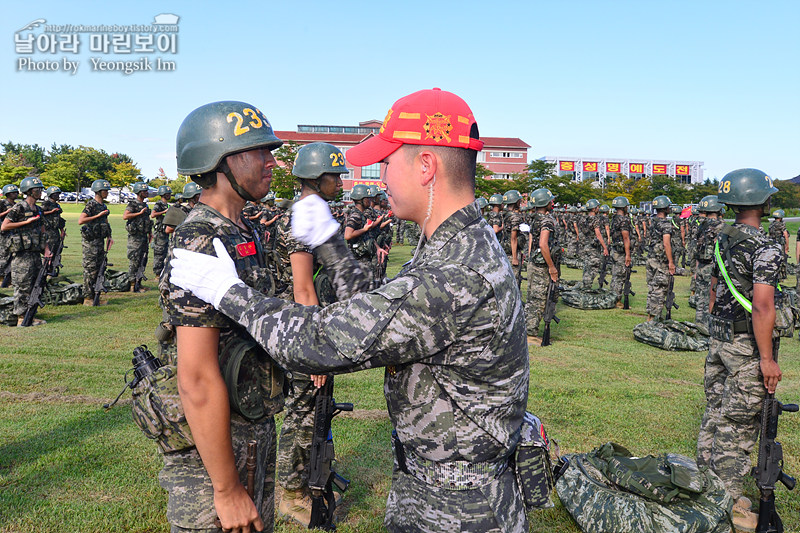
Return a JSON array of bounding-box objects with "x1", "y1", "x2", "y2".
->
[{"x1": 219, "y1": 161, "x2": 258, "y2": 202}]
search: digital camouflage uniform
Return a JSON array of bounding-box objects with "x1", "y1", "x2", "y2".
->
[
  {"x1": 126, "y1": 198, "x2": 152, "y2": 283},
  {"x1": 768, "y1": 218, "x2": 787, "y2": 281},
  {"x1": 217, "y1": 201, "x2": 529, "y2": 533},
  {"x1": 0, "y1": 197, "x2": 17, "y2": 279},
  {"x1": 696, "y1": 223, "x2": 781, "y2": 501},
  {"x1": 526, "y1": 211, "x2": 558, "y2": 335},
  {"x1": 6, "y1": 201, "x2": 45, "y2": 316},
  {"x1": 670, "y1": 217, "x2": 686, "y2": 267},
  {"x1": 694, "y1": 217, "x2": 725, "y2": 329},
  {"x1": 41, "y1": 197, "x2": 64, "y2": 251},
  {"x1": 159, "y1": 202, "x2": 283, "y2": 533},
  {"x1": 80, "y1": 199, "x2": 112, "y2": 301},
  {"x1": 609, "y1": 213, "x2": 632, "y2": 298},
  {"x1": 345, "y1": 207, "x2": 374, "y2": 283},
  {"x1": 486, "y1": 210, "x2": 503, "y2": 241},
  {"x1": 504, "y1": 209, "x2": 523, "y2": 267},
  {"x1": 152, "y1": 198, "x2": 171, "y2": 277},
  {"x1": 582, "y1": 214, "x2": 604, "y2": 288},
  {"x1": 645, "y1": 217, "x2": 673, "y2": 317}
]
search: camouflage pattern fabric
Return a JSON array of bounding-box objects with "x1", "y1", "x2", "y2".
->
[
  {"x1": 556, "y1": 442, "x2": 733, "y2": 533},
  {"x1": 10, "y1": 251, "x2": 40, "y2": 316},
  {"x1": 0, "y1": 295, "x2": 17, "y2": 326},
  {"x1": 632, "y1": 319, "x2": 710, "y2": 351},
  {"x1": 277, "y1": 374, "x2": 316, "y2": 492},
  {"x1": 131, "y1": 363, "x2": 195, "y2": 453},
  {"x1": 768, "y1": 219, "x2": 787, "y2": 280},
  {"x1": 152, "y1": 199, "x2": 170, "y2": 276},
  {"x1": 216, "y1": 200, "x2": 529, "y2": 532},
  {"x1": 6, "y1": 202, "x2": 45, "y2": 317},
  {"x1": 6, "y1": 201, "x2": 45, "y2": 254},
  {"x1": 81, "y1": 239, "x2": 105, "y2": 300},
  {"x1": 515, "y1": 412, "x2": 554, "y2": 510},
  {"x1": 41, "y1": 198, "x2": 64, "y2": 250},
  {"x1": 105, "y1": 269, "x2": 131, "y2": 292},
  {"x1": 645, "y1": 255, "x2": 670, "y2": 317},
  {"x1": 526, "y1": 262, "x2": 550, "y2": 335},
  {"x1": 581, "y1": 215, "x2": 603, "y2": 288},
  {"x1": 560, "y1": 287, "x2": 617, "y2": 310},
  {"x1": 80, "y1": 198, "x2": 111, "y2": 242},
  {"x1": 125, "y1": 198, "x2": 153, "y2": 236},
  {"x1": 42, "y1": 280, "x2": 84, "y2": 306},
  {"x1": 273, "y1": 209, "x2": 311, "y2": 300},
  {"x1": 609, "y1": 214, "x2": 632, "y2": 298},
  {"x1": 127, "y1": 234, "x2": 149, "y2": 284}
]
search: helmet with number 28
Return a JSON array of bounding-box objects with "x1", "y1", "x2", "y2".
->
[{"x1": 717, "y1": 168, "x2": 778, "y2": 207}]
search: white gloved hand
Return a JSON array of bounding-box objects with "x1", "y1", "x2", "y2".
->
[
  {"x1": 291, "y1": 194, "x2": 340, "y2": 248},
  {"x1": 170, "y1": 237, "x2": 244, "y2": 307}
]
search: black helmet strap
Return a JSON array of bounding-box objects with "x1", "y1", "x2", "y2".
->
[{"x1": 219, "y1": 160, "x2": 258, "y2": 202}]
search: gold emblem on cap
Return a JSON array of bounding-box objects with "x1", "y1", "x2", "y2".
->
[
  {"x1": 380, "y1": 109, "x2": 393, "y2": 134},
  {"x1": 424, "y1": 112, "x2": 452, "y2": 143}
]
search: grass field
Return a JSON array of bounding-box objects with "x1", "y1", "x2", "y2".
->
[{"x1": 1, "y1": 204, "x2": 798, "y2": 532}]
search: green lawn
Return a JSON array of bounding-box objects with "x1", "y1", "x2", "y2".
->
[{"x1": 1, "y1": 205, "x2": 798, "y2": 532}]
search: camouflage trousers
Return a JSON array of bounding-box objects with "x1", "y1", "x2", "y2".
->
[
  {"x1": 645, "y1": 255, "x2": 670, "y2": 317},
  {"x1": 525, "y1": 262, "x2": 550, "y2": 335},
  {"x1": 82, "y1": 238, "x2": 105, "y2": 300},
  {"x1": 11, "y1": 250, "x2": 41, "y2": 316},
  {"x1": 565, "y1": 238, "x2": 578, "y2": 259},
  {"x1": 581, "y1": 245, "x2": 602, "y2": 289},
  {"x1": 395, "y1": 222, "x2": 405, "y2": 244},
  {"x1": 696, "y1": 336, "x2": 765, "y2": 500},
  {"x1": 385, "y1": 461, "x2": 527, "y2": 533},
  {"x1": 277, "y1": 374, "x2": 316, "y2": 492},
  {"x1": 609, "y1": 247, "x2": 627, "y2": 298},
  {"x1": 694, "y1": 261, "x2": 714, "y2": 330},
  {"x1": 0, "y1": 234, "x2": 10, "y2": 278},
  {"x1": 152, "y1": 231, "x2": 169, "y2": 277},
  {"x1": 159, "y1": 414, "x2": 277, "y2": 533},
  {"x1": 127, "y1": 233, "x2": 149, "y2": 283}
]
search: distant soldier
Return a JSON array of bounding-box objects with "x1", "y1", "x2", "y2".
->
[
  {"x1": 486, "y1": 193, "x2": 504, "y2": 239},
  {"x1": 0, "y1": 184, "x2": 20, "y2": 287},
  {"x1": 503, "y1": 189, "x2": 523, "y2": 268},
  {"x1": 565, "y1": 205, "x2": 580, "y2": 260},
  {"x1": 123, "y1": 182, "x2": 152, "y2": 292},
  {"x1": 609, "y1": 196, "x2": 632, "y2": 303},
  {"x1": 78, "y1": 179, "x2": 113, "y2": 306},
  {"x1": 526, "y1": 188, "x2": 559, "y2": 339},
  {"x1": 41, "y1": 186, "x2": 65, "y2": 257},
  {"x1": 344, "y1": 184, "x2": 377, "y2": 277},
  {"x1": 646, "y1": 195, "x2": 676, "y2": 320},
  {"x1": 162, "y1": 182, "x2": 201, "y2": 236},
  {"x1": 581, "y1": 198, "x2": 608, "y2": 288},
  {"x1": 670, "y1": 205, "x2": 686, "y2": 267},
  {"x1": 768, "y1": 209, "x2": 788, "y2": 281},
  {"x1": 693, "y1": 195, "x2": 726, "y2": 331},
  {"x1": 598, "y1": 204, "x2": 612, "y2": 245},
  {"x1": 150, "y1": 185, "x2": 172, "y2": 277},
  {"x1": 0, "y1": 177, "x2": 49, "y2": 326}
]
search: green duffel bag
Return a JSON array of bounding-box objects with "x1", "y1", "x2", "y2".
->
[
  {"x1": 560, "y1": 288, "x2": 617, "y2": 310},
  {"x1": 104, "y1": 269, "x2": 131, "y2": 292},
  {"x1": 555, "y1": 442, "x2": 733, "y2": 533},
  {"x1": 633, "y1": 319, "x2": 709, "y2": 352},
  {"x1": 42, "y1": 280, "x2": 84, "y2": 306},
  {"x1": 0, "y1": 296, "x2": 16, "y2": 326}
]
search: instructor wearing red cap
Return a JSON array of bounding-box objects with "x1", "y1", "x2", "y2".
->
[{"x1": 170, "y1": 88, "x2": 530, "y2": 532}]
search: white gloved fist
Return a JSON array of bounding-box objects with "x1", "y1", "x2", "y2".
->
[
  {"x1": 170, "y1": 237, "x2": 244, "y2": 307},
  {"x1": 291, "y1": 194, "x2": 340, "y2": 248}
]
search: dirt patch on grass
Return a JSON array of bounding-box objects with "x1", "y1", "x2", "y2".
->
[{"x1": 0, "y1": 390, "x2": 123, "y2": 406}]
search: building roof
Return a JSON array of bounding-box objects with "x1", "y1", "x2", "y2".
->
[
  {"x1": 481, "y1": 137, "x2": 530, "y2": 149},
  {"x1": 275, "y1": 131, "x2": 530, "y2": 150}
]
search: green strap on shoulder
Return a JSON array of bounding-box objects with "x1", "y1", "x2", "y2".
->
[{"x1": 714, "y1": 240, "x2": 752, "y2": 313}]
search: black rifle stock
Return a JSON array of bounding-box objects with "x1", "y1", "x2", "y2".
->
[
  {"x1": 516, "y1": 251, "x2": 527, "y2": 288},
  {"x1": 753, "y1": 346, "x2": 797, "y2": 533},
  {"x1": 20, "y1": 253, "x2": 53, "y2": 326},
  {"x1": 93, "y1": 239, "x2": 111, "y2": 306},
  {"x1": 622, "y1": 264, "x2": 636, "y2": 310},
  {"x1": 665, "y1": 274, "x2": 678, "y2": 320},
  {"x1": 132, "y1": 242, "x2": 148, "y2": 292},
  {"x1": 541, "y1": 278, "x2": 560, "y2": 346},
  {"x1": 48, "y1": 232, "x2": 65, "y2": 277},
  {"x1": 1, "y1": 260, "x2": 10, "y2": 288},
  {"x1": 309, "y1": 376, "x2": 352, "y2": 530},
  {"x1": 598, "y1": 252, "x2": 609, "y2": 288}
]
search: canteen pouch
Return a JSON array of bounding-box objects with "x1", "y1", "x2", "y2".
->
[
  {"x1": 514, "y1": 412, "x2": 554, "y2": 509},
  {"x1": 220, "y1": 335, "x2": 284, "y2": 423},
  {"x1": 708, "y1": 315, "x2": 735, "y2": 342},
  {"x1": 130, "y1": 364, "x2": 195, "y2": 454},
  {"x1": 773, "y1": 289, "x2": 794, "y2": 338}
]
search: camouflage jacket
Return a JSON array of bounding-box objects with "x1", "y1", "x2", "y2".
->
[
  {"x1": 504, "y1": 210, "x2": 523, "y2": 239},
  {"x1": 768, "y1": 220, "x2": 786, "y2": 247},
  {"x1": 152, "y1": 199, "x2": 170, "y2": 233},
  {"x1": 125, "y1": 199, "x2": 152, "y2": 236},
  {"x1": 218, "y1": 200, "x2": 529, "y2": 465},
  {"x1": 81, "y1": 199, "x2": 111, "y2": 242},
  {"x1": 584, "y1": 214, "x2": 602, "y2": 246},
  {"x1": 41, "y1": 199, "x2": 65, "y2": 232},
  {"x1": 6, "y1": 200, "x2": 45, "y2": 252},
  {"x1": 274, "y1": 209, "x2": 312, "y2": 300},
  {"x1": 647, "y1": 216, "x2": 672, "y2": 258},
  {"x1": 530, "y1": 211, "x2": 558, "y2": 262},
  {"x1": 711, "y1": 222, "x2": 781, "y2": 323},
  {"x1": 610, "y1": 213, "x2": 632, "y2": 249},
  {"x1": 696, "y1": 217, "x2": 725, "y2": 263},
  {"x1": 486, "y1": 210, "x2": 503, "y2": 231}
]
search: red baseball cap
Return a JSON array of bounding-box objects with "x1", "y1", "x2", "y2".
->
[{"x1": 346, "y1": 88, "x2": 484, "y2": 167}]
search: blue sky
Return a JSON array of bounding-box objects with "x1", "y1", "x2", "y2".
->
[{"x1": 2, "y1": 1, "x2": 798, "y2": 182}]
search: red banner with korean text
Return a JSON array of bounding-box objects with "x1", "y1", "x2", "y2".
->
[
  {"x1": 676, "y1": 165, "x2": 690, "y2": 175},
  {"x1": 583, "y1": 162, "x2": 598, "y2": 172},
  {"x1": 606, "y1": 162, "x2": 621, "y2": 173},
  {"x1": 352, "y1": 180, "x2": 386, "y2": 189},
  {"x1": 652, "y1": 164, "x2": 667, "y2": 175},
  {"x1": 559, "y1": 161, "x2": 575, "y2": 171},
  {"x1": 629, "y1": 163, "x2": 644, "y2": 174}
]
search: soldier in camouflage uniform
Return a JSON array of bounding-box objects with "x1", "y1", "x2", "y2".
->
[
  {"x1": 645, "y1": 196, "x2": 676, "y2": 319},
  {"x1": 1, "y1": 177, "x2": 49, "y2": 326},
  {"x1": 78, "y1": 179, "x2": 113, "y2": 306},
  {"x1": 158, "y1": 100, "x2": 286, "y2": 533},
  {"x1": 162, "y1": 182, "x2": 202, "y2": 237},
  {"x1": 768, "y1": 210, "x2": 788, "y2": 281},
  {"x1": 502, "y1": 189, "x2": 523, "y2": 270},
  {"x1": 123, "y1": 182, "x2": 153, "y2": 292},
  {"x1": 565, "y1": 205, "x2": 580, "y2": 261},
  {"x1": 609, "y1": 197, "x2": 632, "y2": 303},
  {"x1": 275, "y1": 142, "x2": 347, "y2": 525},
  {"x1": 486, "y1": 193, "x2": 504, "y2": 241},
  {"x1": 41, "y1": 186, "x2": 65, "y2": 255},
  {"x1": 344, "y1": 184, "x2": 379, "y2": 285},
  {"x1": 526, "y1": 188, "x2": 559, "y2": 338},
  {"x1": 581, "y1": 199, "x2": 609, "y2": 288},
  {"x1": 694, "y1": 195, "x2": 726, "y2": 331},
  {"x1": 171, "y1": 88, "x2": 530, "y2": 533},
  {"x1": 669, "y1": 205, "x2": 686, "y2": 268},
  {"x1": 598, "y1": 204, "x2": 612, "y2": 246},
  {"x1": 0, "y1": 184, "x2": 20, "y2": 287},
  {"x1": 696, "y1": 168, "x2": 783, "y2": 532},
  {"x1": 150, "y1": 185, "x2": 172, "y2": 277}
]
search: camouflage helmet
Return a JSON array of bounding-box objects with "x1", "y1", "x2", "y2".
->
[
  {"x1": 630, "y1": 207, "x2": 638, "y2": 215},
  {"x1": 91, "y1": 179, "x2": 112, "y2": 192},
  {"x1": 182, "y1": 182, "x2": 202, "y2": 199},
  {"x1": 691, "y1": 205, "x2": 699, "y2": 215},
  {"x1": 651, "y1": 195, "x2": 671, "y2": 210},
  {"x1": 2, "y1": 184, "x2": 19, "y2": 195},
  {"x1": 476, "y1": 197, "x2": 488, "y2": 209},
  {"x1": 530, "y1": 188, "x2": 556, "y2": 208},
  {"x1": 132, "y1": 182, "x2": 149, "y2": 195},
  {"x1": 670, "y1": 205, "x2": 682, "y2": 215},
  {"x1": 584, "y1": 198, "x2": 600, "y2": 210},
  {"x1": 599, "y1": 204, "x2": 610, "y2": 213},
  {"x1": 157, "y1": 185, "x2": 173, "y2": 197},
  {"x1": 773, "y1": 209, "x2": 785, "y2": 219},
  {"x1": 488, "y1": 193, "x2": 504, "y2": 205},
  {"x1": 176, "y1": 101, "x2": 282, "y2": 176},
  {"x1": 502, "y1": 190, "x2": 522, "y2": 205},
  {"x1": 173, "y1": 193, "x2": 184, "y2": 201},
  {"x1": 717, "y1": 168, "x2": 777, "y2": 206},
  {"x1": 366, "y1": 185, "x2": 381, "y2": 198},
  {"x1": 45, "y1": 185, "x2": 61, "y2": 197},
  {"x1": 611, "y1": 196, "x2": 630, "y2": 209},
  {"x1": 350, "y1": 184, "x2": 369, "y2": 200},
  {"x1": 19, "y1": 176, "x2": 44, "y2": 194},
  {"x1": 698, "y1": 195, "x2": 724, "y2": 213},
  {"x1": 292, "y1": 142, "x2": 349, "y2": 180},
  {"x1": 567, "y1": 206, "x2": 577, "y2": 213}
]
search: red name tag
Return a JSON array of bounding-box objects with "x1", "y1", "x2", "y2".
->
[{"x1": 235, "y1": 241, "x2": 256, "y2": 257}]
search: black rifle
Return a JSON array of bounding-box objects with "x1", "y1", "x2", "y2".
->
[
  {"x1": 93, "y1": 238, "x2": 111, "y2": 306},
  {"x1": 132, "y1": 242, "x2": 148, "y2": 292},
  {"x1": 20, "y1": 253, "x2": 54, "y2": 326},
  {"x1": 516, "y1": 251, "x2": 527, "y2": 288},
  {"x1": 1, "y1": 259, "x2": 10, "y2": 288},
  {"x1": 309, "y1": 376, "x2": 352, "y2": 530},
  {"x1": 48, "y1": 232, "x2": 66, "y2": 277},
  {"x1": 622, "y1": 264, "x2": 636, "y2": 310},
  {"x1": 753, "y1": 345, "x2": 797, "y2": 533},
  {"x1": 598, "y1": 252, "x2": 609, "y2": 288},
  {"x1": 665, "y1": 274, "x2": 678, "y2": 320},
  {"x1": 541, "y1": 278, "x2": 560, "y2": 347}
]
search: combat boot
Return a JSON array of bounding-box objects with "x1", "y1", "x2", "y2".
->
[
  {"x1": 278, "y1": 489, "x2": 312, "y2": 527},
  {"x1": 732, "y1": 499, "x2": 757, "y2": 532},
  {"x1": 17, "y1": 317, "x2": 46, "y2": 327},
  {"x1": 130, "y1": 282, "x2": 146, "y2": 293}
]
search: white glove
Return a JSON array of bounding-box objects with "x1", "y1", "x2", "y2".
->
[
  {"x1": 291, "y1": 194, "x2": 340, "y2": 248},
  {"x1": 520, "y1": 223, "x2": 531, "y2": 233},
  {"x1": 170, "y1": 237, "x2": 244, "y2": 307}
]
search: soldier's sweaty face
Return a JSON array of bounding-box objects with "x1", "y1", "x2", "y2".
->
[{"x1": 226, "y1": 148, "x2": 277, "y2": 200}]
